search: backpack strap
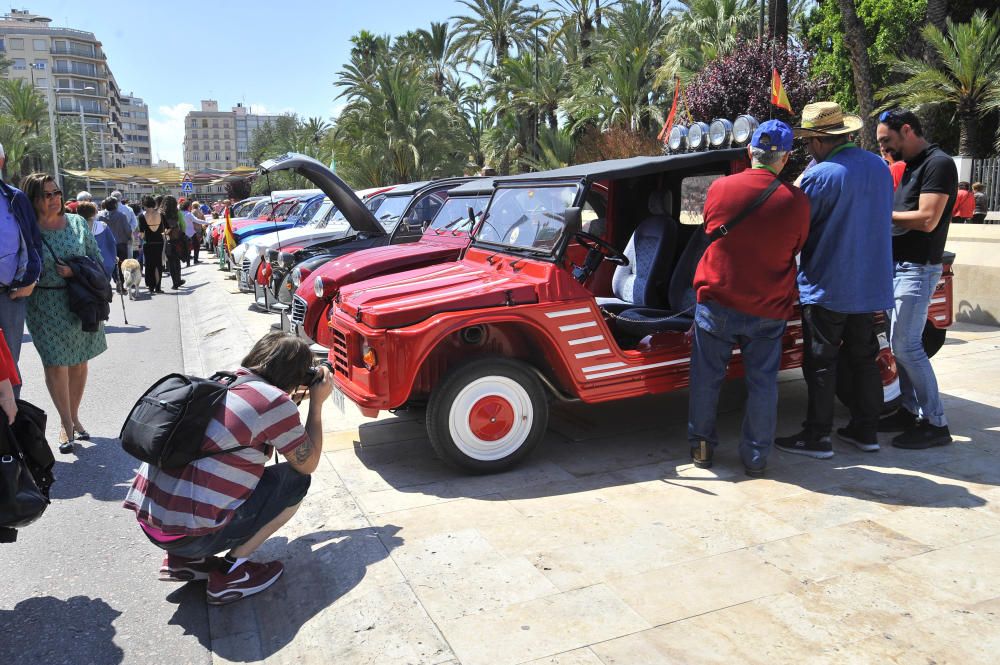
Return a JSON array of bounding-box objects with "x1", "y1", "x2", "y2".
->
[{"x1": 707, "y1": 177, "x2": 782, "y2": 242}]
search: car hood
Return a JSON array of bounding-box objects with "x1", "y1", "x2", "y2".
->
[
  {"x1": 234, "y1": 220, "x2": 296, "y2": 239},
  {"x1": 259, "y1": 153, "x2": 384, "y2": 237},
  {"x1": 339, "y1": 261, "x2": 538, "y2": 329},
  {"x1": 311, "y1": 238, "x2": 466, "y2": 293},
  {"x1": 251, "y1": 225, "x2": 352, "y2": 252}
]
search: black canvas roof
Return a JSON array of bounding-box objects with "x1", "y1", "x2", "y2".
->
[{"x1": 492, "y1": 149, "x2": 747, "y2": 185}]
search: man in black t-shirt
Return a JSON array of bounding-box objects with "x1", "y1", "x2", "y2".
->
[{"x1": 876, "y1": 109, "x2": 956, "y2": 449}]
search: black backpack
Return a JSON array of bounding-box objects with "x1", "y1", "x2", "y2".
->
[{"x1": 120, "y1": 372, "x2": 257, "y2": 469}]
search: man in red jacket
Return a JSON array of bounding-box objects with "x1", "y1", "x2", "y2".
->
[{"x1": 688, "y1": 119, "x2": 810, "y2": 476}]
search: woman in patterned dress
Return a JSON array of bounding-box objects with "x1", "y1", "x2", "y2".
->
[{"x1": 22, "y1": 173, "x2": 107, "y2": 454}]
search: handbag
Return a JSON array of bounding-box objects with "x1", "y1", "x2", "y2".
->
[{"x1": 0, "y1": 416, "x2": 50, "y2": 529}]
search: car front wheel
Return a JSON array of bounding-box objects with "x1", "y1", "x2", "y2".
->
[{"x1": 427, "y1": 358, "x2": 548, "y2": 474}]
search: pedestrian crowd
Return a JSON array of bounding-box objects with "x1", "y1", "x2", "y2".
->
[{"x1": 690, "y1": 102, "x2": 961, "y2": 479}]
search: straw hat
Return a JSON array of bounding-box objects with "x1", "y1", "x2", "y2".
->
[{"x1": 793, "y1": 102, "x2": 863, "y2": 137}]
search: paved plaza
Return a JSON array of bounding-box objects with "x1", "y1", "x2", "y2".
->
[{"x1": 181, "y1": 262, "x2": 1000, "y2": 665}]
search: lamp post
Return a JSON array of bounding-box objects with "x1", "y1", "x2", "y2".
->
[
  {"x1": 71, "y1": 85, "x2": 97, "y2": 191},
  {"x1": 30, "y1": 64, "x2": 61, "y2": 190}
]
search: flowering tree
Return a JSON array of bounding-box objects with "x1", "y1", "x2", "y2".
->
[{"x1": 685, "y1": 39, "x2": 825, "y2": 127}]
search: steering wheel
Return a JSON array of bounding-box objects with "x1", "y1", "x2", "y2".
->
[{"x1": 574, "y1": 231, "x2": 628, "y2": 266}]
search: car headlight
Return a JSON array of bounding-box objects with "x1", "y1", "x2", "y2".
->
[
  {"x1": 709, "y1": 119, "x2": 733, "y2": 148},
  {"x1": 688, "y1": 122, "x2": 710, "y2": 151},
  {"x1": 314, "y1": 275, "x2": 326, "y2": 299},
  {"x1": 667, "y1": 125, "x2": 688, "y2": 152},
  {"x1": 292, "y1": 268, "x2": 303, "y2": 287},
  {"x1": 733, "y1": 115, "x2": 759, "y2": 145}
]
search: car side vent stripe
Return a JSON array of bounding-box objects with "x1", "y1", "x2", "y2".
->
[
  {"x1": 575, "y1": 349, "x2": 611, "y2": 359},
  {"x1": 568, "y1": 335, "x2": 604, "y2": 346},
  {"x1": 559, "y1": 321, "x2": 598, "y2": 332},
  {"x1": 545, "y1": 308, "x2": 591, "y2": 318}
]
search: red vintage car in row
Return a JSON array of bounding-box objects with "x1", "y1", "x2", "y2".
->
[{"x1": 324, "y1": 148, "x2": 955, "y2": 473}]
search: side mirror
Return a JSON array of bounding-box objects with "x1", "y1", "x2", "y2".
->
[{"x1": 563, "y1": 207, "x2": 582, "y2": 235}]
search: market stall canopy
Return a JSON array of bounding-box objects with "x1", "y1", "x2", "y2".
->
[{"x1": 60, "y1": 165, "x2": 257, "y2": 186}]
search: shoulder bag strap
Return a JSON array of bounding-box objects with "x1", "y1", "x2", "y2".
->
[
  {"x1": 707, "y1": 177, "x2": 783, "y2": 243},
  {"x1": 38, "y1": 234, "x2": 67, "y2": 266}
]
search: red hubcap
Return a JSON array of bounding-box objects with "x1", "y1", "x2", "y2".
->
[{"x1": 468, "y1": 395, "x2": 515, "y2": 441}]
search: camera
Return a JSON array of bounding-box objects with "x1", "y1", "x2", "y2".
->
[{"x1": 304, "y1": 360, "x2": 333, "y2": 387}]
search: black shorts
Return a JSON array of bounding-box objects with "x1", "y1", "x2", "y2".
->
[{"x1": 153, "y1": 463, "x2": 311, "y2": 559}]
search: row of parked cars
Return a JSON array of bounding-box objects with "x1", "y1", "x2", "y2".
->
[{"x1": 210, "y1": 145, "x2": 956, "y2": 474}]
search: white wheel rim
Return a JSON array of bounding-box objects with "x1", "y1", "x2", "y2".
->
[{"x1": 448, "y1": 376, "x2": 534, "y2": 462}]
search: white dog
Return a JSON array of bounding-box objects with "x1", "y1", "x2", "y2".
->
[{"x1": 120, "y1": 258, "x2": 143, "y2": 300}]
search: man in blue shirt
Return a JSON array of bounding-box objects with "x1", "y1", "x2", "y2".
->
[
  {"x1": 0, "y1": 142, "x2": 43, "y2": 397},
  {"x1": 776, "y1": 102, "x2": 895, "y2": 460}
]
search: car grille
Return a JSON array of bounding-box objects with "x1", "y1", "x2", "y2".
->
[
  {"x1": 290, "y1": 295, "x2": 308, "y2": 325},
  {"x1": 241, "y1": 257, "x2": 251, "y2": 274},
  {"x1": 331, "y1": 329, "x2": 349, "y2": 376}
]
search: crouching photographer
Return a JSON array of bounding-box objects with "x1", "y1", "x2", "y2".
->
[{"x1": 122, "y1": 332, "x2": 333, "y2": 606}]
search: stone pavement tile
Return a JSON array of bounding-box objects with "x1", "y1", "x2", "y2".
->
[
  {"x1": 540, "y1": 427, "x2": 689, "y2": 477},
  {"x1": 410, "y1": 556, "x2": 560, "y2": 622},
  {"x1": 531, "y1": 522, "x2": 704, "y2": 591},
  {"x1": 478, "y1": 503, "x2": 642, "y2": 559},
  {"x1": 353, "y1": 461, "x2": 576, "y2": 515},
  {"x1": 892, "y1": 534, "x2": 1000, "y2": 604},
  {"x1": 439, "y1": 584, "x2": 650, "y2": 665},
  {"x1": 871, "y1": 504, "x2": 1000, "y2": 549},
  {"x1": 589, "y1": 631, "x2": 685, "y2": 665},
  {"x1": 499, "y1": 472, "x2": 622, "y2": 518},
  {"x1": 816, "y1": 464, "x2": 991, "y2": 510},
  {"x1": 593, "y1": 471, "x2": 747, "y2": 528},
  {"x1": 327, "y1": 439, "x2": 462, "y2": 495},
  {"x1": 522, "y1": 648, "x2": 605, "y2": 664},
  {"x1": 877, "y1": 597, "x2": 1000, "y2": 665},
  {"x1": 755, "y1": 485, "x2": 897, "y2": 532},
  {"x1": 606, "y1": 548, "x2": 797, "y2": 625},
  {"x1": 370, "y1": 496, "x2": 523, "y2": 545},
  {"x1": 930, "y1": 452, "x2": 1000, "y2": 487},
  {"x1": 751, "y1": 519, "x2": 929, "y2": 583},
  {"x1": 387, "y1": 528, "x2": 502, "y2": 575},
  {"x1": 670, "y1": 504, "x2": 803, "y2": 555}
]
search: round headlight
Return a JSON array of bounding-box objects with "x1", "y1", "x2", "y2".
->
[
  {"x1": 667, "y1": 125, "x2": 688, "y2": 152},
  {"x1": 688, "y1": 122, "x2": 710, "y2": 150},
  {"x1": 709, "y1": 119, "x2": 733, "y2": 148},
  {"x1": 313, "y1": 275, "x2": 325, "y2": 299},
  {"x1": 292, "y1": 268, "x2": 303, "y2": 287},
  {"x1": 733, "y1": 115, "x2": 759, "y2": 145}
]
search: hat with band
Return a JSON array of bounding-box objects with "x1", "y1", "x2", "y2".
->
[{"x1": 793, "y1": 101, "x2": 863, "y2": 137}]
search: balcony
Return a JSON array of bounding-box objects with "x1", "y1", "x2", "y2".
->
[
  {"x1": 50, "y1": 44, "x2": 102, "y2": 60},
  {"x1": 56, "y1": 99, "x2": 107, "y2": 115},
  {"x1": 52, "y1": 63, "x2": 98, "y2": 78}
]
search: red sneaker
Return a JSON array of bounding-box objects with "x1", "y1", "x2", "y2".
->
[
  {"x1": 206, "y1": 560, "x2": 284, "y2": 606},
  {"x1": 159, "y1": 554, "x2": 224, "y2": 582}
]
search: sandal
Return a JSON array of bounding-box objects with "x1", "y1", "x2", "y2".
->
[
  {"x1": 74, "y1": 425, "x2": 91, "y2": 440},
  {"x1": 59, "y1": 429, "x2": 75, "y2": 454}
]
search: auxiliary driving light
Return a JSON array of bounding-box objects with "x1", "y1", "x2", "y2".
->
[
  {"x1": 687, "y1": 122, "x2": 710, "y2": 151},
  {"x1": 667, "y1": 125, "x2": 688, "y2": 153},
  {"x1": 733, "y1": 115, "x2": 759, "y2": 146},
  {"x1": 709, "y1": 119, "x2": 733, "y2": 148}
]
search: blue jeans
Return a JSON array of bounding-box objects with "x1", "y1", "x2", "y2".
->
[
  {"x1": 890, "y1": 262, "x2": 946, "y2": 427},
  {"x1": 688, "y1": 301, "x2": 787, "y2": 470},
  {"x1": 0, "y1": 293, "x2": 26, "y2": 398}
]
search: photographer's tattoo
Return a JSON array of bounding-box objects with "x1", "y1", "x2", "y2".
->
[{"x1": 292, "y1": 437, "x2": 314, "y2": 465}]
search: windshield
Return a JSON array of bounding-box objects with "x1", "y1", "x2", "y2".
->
[
  {"x1": 373, "y1": 195, "x2": 414, "y2": 232},
  {"x1": 271, "y1": 201, "x2": 296, "y2": 219},
  {"x1": 307, "y1": 200, "x2": 334, "y2": 227},
  {"x1": 475, "y1": 185, "x2": 579, "y2": 254},
  {"x1": 428, "y1": 195, "x2": 491, "y2": 233},
  {"x1": 248, "y1": 200, "x2": 271, "y2": 218}
]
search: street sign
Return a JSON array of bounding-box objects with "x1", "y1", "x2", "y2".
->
[{"x1": 181, "y1": 180, "x2": 194, "y2": 193}]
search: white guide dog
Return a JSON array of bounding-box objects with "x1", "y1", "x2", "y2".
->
[{"x1": 120, "y1": 258, "x2": 143, "y2": 300}]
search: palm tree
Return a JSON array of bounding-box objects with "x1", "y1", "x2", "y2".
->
[
  {"x1": 878, "y1": 10, "x2": 1000, "y2": 156},
  {"x1": 303, "y1": 117, "x2": 331, "y2": 148},
  {"x1": 837, "y1": 0, "x2": 877, "y2": 150},
  {"x1": 550, "y1": 0, "x2": 621, "y2": 67},
  {"x1": 0, "y1": 79, "x2": 47, "y2": 134},
  {"x1": 661, "y1": 0, "x2": 757, "y2": 80},
  {"x1": 415, "y1": 22, "x2": 457, "y2": 94},
  {"x1": 451, "y1": 0, "x2": 536, "y2": 68}
]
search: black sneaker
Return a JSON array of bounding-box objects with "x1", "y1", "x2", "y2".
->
[
  {"x1": 744, "y1": 465, "x2": 766, "y2": 478},
  {"x1": 690, "y1": 440, "x2": 713, "y2": 469},
  {"x1": 836, "y1": 425, "x2": 880, "y2": 452},
  {"x1": 775, "y1": 431, "x2": 834, "y2": 459},
  {"x1": 878, "y1": 408, "x2": 920, "y2": 433},
  {"x1": 892, "y1": 422, "x2": 952, "y2": 449}
]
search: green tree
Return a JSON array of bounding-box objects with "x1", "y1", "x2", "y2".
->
[
  {"x1": 451, "y1": 0, "x2": 536, "y2": 68},
  {"x1": 878, "y1": 10, "x2": 1000, "y2": 156},
  {"x1": 661, "y1": 0, "x2": 757, "y2": 80}
]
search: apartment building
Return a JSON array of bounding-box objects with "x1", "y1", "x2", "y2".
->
[
  {"x1": 183, "y1": 100, "x2": 281, "y2": 197},
  {"x1": 120, "y1": 93, "x2": 151, "y2": 167},
  {"x1": 0, "y1": 8, "x2": 137, "y2": 169}
]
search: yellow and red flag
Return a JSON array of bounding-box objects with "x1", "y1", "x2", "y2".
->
[
  {"x1": 224, "y1": 205, "x2": 237, "y2": 253},
  {"x1": 658, "y1": 77, "x2": 681, "y2": 143},
  {"x1": 771, "y1": 68, "x2": 793, "y2": 114}
]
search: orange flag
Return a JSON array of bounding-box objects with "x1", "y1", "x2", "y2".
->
[
  {"x1": 224, "y1": 205, "x2": 237, "y2": 252},
  {"x1": 658, "y1": 77, "x2": 681, "y2": 143},
  {"x1": 771, "y1": 68, "x2": 793, "y2": 113}
]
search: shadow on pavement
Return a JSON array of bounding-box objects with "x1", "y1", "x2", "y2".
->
[
  {"x1": 0, "y1": 595, "x2": 124, "y2": 665},
  {"x1": 49, "y1": 436, "x2": 136, "y2": 503},
  {"x1": 351, "y1": 386, "x2": 999, "y2": 512},
  {"x1": 104, "y1": 325, "x2": 151, "y2": 334},
  {"x1": 167, "y1": 525, "x2": 403, "y2": 662}
]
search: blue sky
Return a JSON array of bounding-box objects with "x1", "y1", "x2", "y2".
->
[{"x1": 27, "y1": 0, "x2": 546, "y2": 166}]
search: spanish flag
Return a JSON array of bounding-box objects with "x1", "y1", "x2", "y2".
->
[
  {"x1": 224, "y1": 206, "x2": 237, "y2": 253},
  {"x1": 771, "y1": 68, "x2": 793, "y2": 114}
]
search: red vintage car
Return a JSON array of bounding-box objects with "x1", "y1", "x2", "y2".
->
[{"x1": 326, "y1": 147, "x2": 955, "y2": 473}]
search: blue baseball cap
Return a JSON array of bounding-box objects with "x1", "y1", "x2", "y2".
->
[{"x1": 750, "y1": 120, "x2": 794, "y2": 152}]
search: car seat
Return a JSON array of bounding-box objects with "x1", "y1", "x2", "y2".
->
[
  {"x1": 596, "y1": 190, "x2": 677, "y2": 312},
  {"x1": 613, "y1": 223, "x2": 710, "y2": 336}
]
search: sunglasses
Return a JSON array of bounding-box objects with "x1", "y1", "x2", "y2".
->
[{"x1": 41, "y1": 189, "x2": 63, "y2": 199}]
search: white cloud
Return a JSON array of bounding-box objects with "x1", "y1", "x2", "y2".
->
[{"x1": 149, "y1": 102, "x2": 194, "y2": 168}]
